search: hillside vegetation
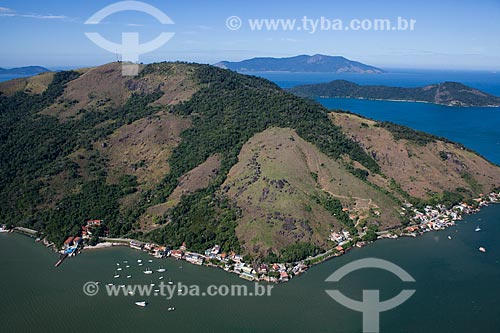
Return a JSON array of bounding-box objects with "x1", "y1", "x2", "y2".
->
[{"x1": 1, "y1": 62, "x2": 499, "y2": 260}]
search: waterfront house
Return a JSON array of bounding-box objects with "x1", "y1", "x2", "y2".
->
[
  {"x1": 185, "y1": 253, "x2": 204, "y2": 265},
  {"x1": 335, "y1": 245, "x2": 344, "y2": 254},
  {"x1": 73, "y1": 237, "x2": 81, "y2": 245},
  {"x1": 211, "y1": 244, "x2": 220, "y2": 255},
  {"x1": 279, "y1": 271, "x2": 289, "y2": 282},
  {"x1": 63, "y1": 237, "x2": 75, "y2": 249},
  {"x1": 171, "y1": 250, "x2": 184, "y2": 259}
]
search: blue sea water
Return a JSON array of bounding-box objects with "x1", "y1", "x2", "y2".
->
[
  {"x1": 250, "y1": 69, "x2": 500, "y2": 165},
  {"x1": 248, "y1": 69, "x2": 500, "y2": 95},
  {"x1": 0, "y1": 74, "x2": 32, "y2": 82}
]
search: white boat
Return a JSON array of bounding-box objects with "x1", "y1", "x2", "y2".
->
[
  {"x1": 168, "y1": 307, "x2": 175, "y2": 311},
  {"x1": 117, "y1": 268, "x2": 122, "y2": 271},
  {"x1": 135, "y1": 301, "x2": 147, "y2": 307},
  {"x1": 148, "y1": 259, "x2": 153, "y2": 263},
  {"x1": 128, "y1": 291, "x2": 134, "y2": 296},
  {"x1": 116, "y1": 263, "x2": 120, "y2": 266},
  {"x1": 123, "y1": 260, "x2": 128, "y2": 263},
  {"x1": 447, "y1": 236, "x2": 452, "y2": 240},
  {"x1": 107, "y1": 283, "x2": 113, "y2": 286},
  {"x1": 168, "y1": 281, "x2": 174, "y2": 285},
  {"x1": 126, "y1": 275, "x2": 132, "y2": 278},
  {"x1": 150, "y1": 283, "x2": 155, "y2": 287},
  {"x1": 157, "y1": 267, "x2": 166, "y2": 273},
  {"x1": 475, "y1": 226, "x2": 481, "y2": 232},
  {"x1": 138, "y1": 263, "x2": 143, "y2": 266},
  {"x1": 158, "y1": 276, "x2": 164, "y2": 280},
  {"x1": 479, "y1": 247, "x2": 486, "y2": 253},
  {"x1": 137, "y1": 259, "x2": 142, "y2": 263},
  {"x1": 126, "y1": 265, "x2": 130, "y2": 268},
  {"x1": 113, "y1": 272, "x2": 120, "y2": 278},
  {"x1": 144, "y1": 268, "x2": 153, "y2": 274}
]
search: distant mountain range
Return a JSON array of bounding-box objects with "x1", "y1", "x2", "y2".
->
[
  {"x1": 288, "y1": 80, "x2": 500, "y2": 107},
  {"x1": 214, "y1": 54, "x2": 384, "y2": 73},
  {"x1": 0, "y1": 66, "x2": 50, "y2": 75}
]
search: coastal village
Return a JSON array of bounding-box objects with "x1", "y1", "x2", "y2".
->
[{"x1": 4, "y1": 191, "x2": 499, "y2": 283}]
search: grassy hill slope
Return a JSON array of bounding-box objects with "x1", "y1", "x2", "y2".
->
[{"x1": 1, "y1": 62, "x2": 499, "y2": 261}]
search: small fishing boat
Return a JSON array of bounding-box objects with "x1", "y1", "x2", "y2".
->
[
  {"x1": 447, "y1": 235, "x2": 452, "y2": 240},
  {"x1": 144, "y1": 268, "x2": 153, "y2": 274},
  {"x1": 135, "y1": 301, "x2": 147, "y2": 307},
  {"x1": 137, "y1": 259, "x2": 142, "y2": 263},
  {"x1": 158, "y1": 276, "x2": 164, "y2": 280},
  {"x1": 157, "y1": 267, "x2": 166, "y2": 273},
  {"x1": 479, "y1": 247, "x2": 486, "y2": 253},
  {"x1": 126, "y1": 275, "x2": 132, "y2": 278},
  {"x1": 475, "y1": 226, "x2": 481, "y2": 232},
  {"x1": 117, "y1": 268, "x2": 122, "y2": 271},
  {"x1": 113, "y1": 271, "x2": 120, "y2": 278},
  {"x1": 168, "y1": 307, "x2": 175, "y2": 311}
]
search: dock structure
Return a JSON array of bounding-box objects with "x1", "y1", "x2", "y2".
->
[{"x1": 54, "y1": 253, "x2": 68, "y2": 267}]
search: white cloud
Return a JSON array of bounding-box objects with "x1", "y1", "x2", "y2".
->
[{"x1": 0, "y1": 9, "x2": 68, "y2": 20}]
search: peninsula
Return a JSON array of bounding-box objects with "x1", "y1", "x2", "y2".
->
[
  {"x1": 288, "y1": 80, "x2": 500, "y2": 107},
  {"x1": 1, "y1": 62, "x2": 500, "y2": 279}
]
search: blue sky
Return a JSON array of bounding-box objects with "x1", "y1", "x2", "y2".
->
[{"x1": 0, "y1": 0, "x2": 499, "y2": 70}]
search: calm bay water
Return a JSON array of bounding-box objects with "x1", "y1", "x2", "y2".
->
[
  {"x1": 1, "y1": 206, "x2": 500, "y2": 332},
  {"x1": 1, "y1": 70, "x2": 499, "y2": 332}
]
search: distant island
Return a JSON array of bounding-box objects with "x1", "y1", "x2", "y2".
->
[
  {"x1": 214, "y1": 54, "x2": 384, "y2": 73},
  {"x1": 0, "y1": 66, "x2": 50, "y2": 75},
  {"x1": 288, "y1": 80, "x2": 500, "y2": 107}
]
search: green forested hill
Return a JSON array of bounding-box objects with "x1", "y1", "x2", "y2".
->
[
  {"x1": 1, "y1": 63, "x2": 499, "y2": 260},
  {"x1": 288, "y1": 80, "x2": 500, "y2": 107}
]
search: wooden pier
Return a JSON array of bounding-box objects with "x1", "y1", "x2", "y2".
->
[{"x1": 54, "y1": 253, "x2": 68, "y2": 267}]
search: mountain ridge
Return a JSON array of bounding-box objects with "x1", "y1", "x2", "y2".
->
[
  {"x1": 214, "y1": 54, "x2": 384, "y2": 73},
  {"x1": 0, "y1": 66, "x2": 50, "y2": 75}
]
